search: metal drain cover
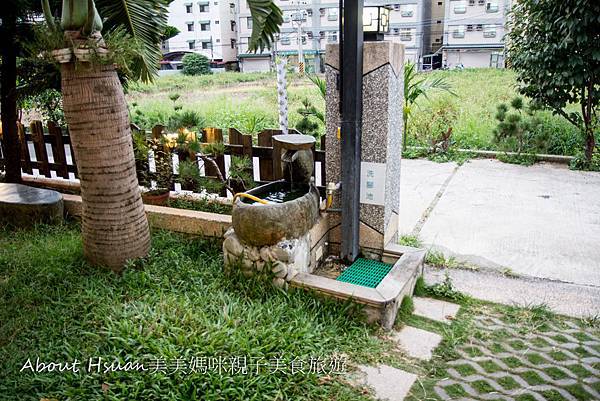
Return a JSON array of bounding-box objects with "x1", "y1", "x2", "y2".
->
[{"x1": 336, "y1": 258, "x2": 393, "y2": 288}]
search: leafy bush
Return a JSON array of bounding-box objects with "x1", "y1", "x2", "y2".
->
[
  {"x1": 182, "y1": 53, "x2": 212, "y2": 76},
  {"x1": 19, "y1": 88, "x2": 65, "y2": 125}
]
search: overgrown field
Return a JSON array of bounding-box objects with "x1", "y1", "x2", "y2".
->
[
  {"x1": 127, "y1": 72, "x2": 324, "y2": 136},
  {"x1": 127, "y1": 69, "x2": 584, "y2": 156},
  {"x1": 408, "y1": 68, "x2": 582, "y2": 156}
]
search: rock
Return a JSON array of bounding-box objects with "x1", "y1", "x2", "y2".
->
[
  {"x1": 275, "y1": 268, "x2": 287, "y2": 279},
  {"x1": 242, "y1": 269, "x2": 254, "y2": 277},
  {"x1": 260, "y1": 246, "x2": 275, "y2": 262},
  {"x1": 0, "y1": 183, "x2": 63, "y2": 227},
  {"x1": 245, "y1": 247, "x2": 261, "y2": 262},
  {"x1": 271, "y1": 246, "x2": 290, "y2": 263},
  {"x1": 255, "y1": 260, "x2": 265, "y2": 272},
  {"x1": 271, "y1": 262, "x2": 287, "y2": 274},
  {"x1": 286, "y1": 268, "x2": 298, "y2": 281},
  {"x1": 241, "y1": 258, "x2": 254, "y2": 271},
  {"x1": 273, "y1": 278, "x2": 286, "y2": 288},
  {"x1": 223, "y1": 228, "x2": 235, "y2": 239},
  {"x1": 223, "y1": 235, "x2": 244, "y2": 257}
]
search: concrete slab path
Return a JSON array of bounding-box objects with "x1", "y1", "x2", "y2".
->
[
  {"x1": 356, "y1": 364, "x2": 417, "y2": 401},
  {"x1": 400, "y1": 159, "x2": 600, "y2": 287}
]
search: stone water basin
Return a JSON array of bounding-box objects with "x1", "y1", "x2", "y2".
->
[{"x1": 232, "y1": 180, "x2": 320, "y2": 246}]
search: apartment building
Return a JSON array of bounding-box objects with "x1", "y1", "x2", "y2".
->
[
  {"x1": 236, "y1": 0, "x2": 426, "y2": 73},
  {"x1": 441, "y1": 0, "x2": 508, "y2": 68},
  {"x1": 161, "y1": 0, "x2": 239, "y2": 70}
]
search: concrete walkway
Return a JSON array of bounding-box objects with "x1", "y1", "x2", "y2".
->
[{"x1": 400, "y1": 159, "x2": 600, "y2": 288}]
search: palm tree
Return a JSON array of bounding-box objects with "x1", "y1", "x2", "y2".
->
[
  {"x1": 403, "y1": 61, "x2": 455, "y2": 148},
  {"x1": 40, "y1": 0, "x2": 282, "y2": 270}
]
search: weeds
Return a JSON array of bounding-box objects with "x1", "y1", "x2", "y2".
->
[{"x1": 398, "y1": 235, "x2": 423, "y2": 248}]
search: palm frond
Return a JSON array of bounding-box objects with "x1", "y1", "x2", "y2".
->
[
  {"x1": 308, "y1": 74, "x2": 326, "y2": 100},
  {"x1": 95, "y1": 0, "x2": 168, "y2": 82},
  {"x1": 246, "y1": 0, "x2": 283, "y2": 52}
]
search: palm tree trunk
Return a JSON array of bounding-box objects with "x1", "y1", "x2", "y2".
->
[
  {"x1": 61, "y1": 60, "x2": 150, "y2": 270},
  {"x1": 0, "y1": 7, "x2": 22, "y2": 183}
]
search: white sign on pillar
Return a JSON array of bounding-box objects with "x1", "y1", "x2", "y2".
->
[{"x1": 359, "y1": 162, "x2": 386, "y2": 206}]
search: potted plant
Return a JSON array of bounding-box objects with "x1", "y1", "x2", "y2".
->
[
  {"x1": 133, "y1": 130, "x2": 173, "y2": 206},
  {"x1": 142, "y1": 147, "x2": 173, "y2": 206}
]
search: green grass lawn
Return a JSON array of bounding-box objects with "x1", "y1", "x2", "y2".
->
[
  {"x1": 0, "y1": 223, "x2": 384, "y2": 400},
  {"x1": 1, "y1": 223, "x2": 597, "y2": 400}
]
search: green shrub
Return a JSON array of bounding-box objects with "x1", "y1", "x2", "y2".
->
[{"x1": 182, "y1": 53, "x2": 212, "y2": 76}]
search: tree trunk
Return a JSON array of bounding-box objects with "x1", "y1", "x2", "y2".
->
[
  {"x1": 61, "y1": 60, "x2": 150, "y2": 270},
  {"x1": 584, "y1": 127, "x2": 595, "y2": 163},
  {"x1": 0, "y1": 8, "x2": 22, "y2": 183}
]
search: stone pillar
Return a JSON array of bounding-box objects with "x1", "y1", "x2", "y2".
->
[{"x1": 325, "y1": 41, "x2": 404, "y2": 257}]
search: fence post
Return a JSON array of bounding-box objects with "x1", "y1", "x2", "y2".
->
[
  {"x1": 229, "y1": 128, "x2": 254, "y2": 192},
  {"x1": 201, "y1": 128, "x2": 227, "y2": 196},
  {"x1": 48, "y1": 121, "x2": 69, "y2": 179},
  {"x1": 17, "y1": 123, "x2": 32, "y2": 175},
  {"x1": 30, "y1": 120, "x2": 51, "y2": 177},
  {"x1": 257, "y1": 130, "x2": 274, "y2": 181}
]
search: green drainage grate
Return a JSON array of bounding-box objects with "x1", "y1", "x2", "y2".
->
[{"x1": 336, "y1": 258, "x2": 393, "y2": 288}]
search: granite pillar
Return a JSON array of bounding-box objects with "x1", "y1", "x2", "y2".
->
[{"x1": 325, "y1": 41, "x2": 404, "y2": 257}]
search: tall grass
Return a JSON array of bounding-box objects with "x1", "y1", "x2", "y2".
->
[{"x1": 408, "y1": 68, "x2": 581, "y2": 155}]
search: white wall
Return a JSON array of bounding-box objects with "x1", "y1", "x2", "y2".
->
[
  {"x1": 240, "y1": 58, "x2": 272, "y2": 72},
  {"x1": 444, "y1": 49, "x2": 493, "y2": 68}
]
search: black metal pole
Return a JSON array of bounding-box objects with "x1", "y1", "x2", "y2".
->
[{"x1": 340, "y1": 0, "x2": 363, "y2": 262}]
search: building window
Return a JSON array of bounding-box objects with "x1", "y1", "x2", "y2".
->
[
  {"x1": 437, "y1": 20, "x2": 442, "y2": 23},
  {"x1": 452, "y1": 26, "x2": 465, "y2": 38},
  {"x1": 215, "y1": 20, "x2": 219, "y2": 24},
  {"x1": 328, "y1": 31, "x2": 337, "y2": 43},
  {"x1": 188, "y1": 40, "x2": 196, "y2": 49},
  {"x1": 400, "y1": 8, "x2": 414, "y2": 17},
  {"x1": 486, "y1": 1, "x2": 498, "y2": 12},
  {"x1": 230, "y1": 20, "x2": 236, "y2": 31},
  {"x1": 466, "y1": 24, "x2": 473, "y2": 32},
  {"x1": 392, "y1": 4, "x2": 401, "y2": 10},
  {"x1": 319, "y1": 8, "x2": 326, "y2": 16},
  {"x1": 483, "y1": 25, "x2": 496, "y2": 37},
  {"x1": 400, "y1": 28, "x2": 412, "y2": 41},
  {"x1": 307, "y1": 9, "x2": 312, "y2": 17},
  {"x1": 214, "y1": 1, "x2": 218, "y2": 4},
  {"x1": 438, "y1": 1, "x2": 442, "y2": 4},
  {"x1": 478, "y1": 0, "x2": 485, "y2": 4},
  {"x1": 246, "y1": 17, "x2": 253, "y2": 29},
  {"x1": 201, "y1": 41, "x2": 211, "y2": 49},
  {"x1": 283, "y1": 13, "x2": 291, "y2": 23},
  {"x1": 319, "y1": 31, "x2": 325, "y2": 38},
  {"x1": 230, "y1": 38, "x2": 236, "y2": 49},
  {"x1": 328, "y1": 8, "x2": 338, "y2": 21},
  {"x1": 280, "y1": 36, "x2": 291, "y2": 45},
  {"x1": 453, "y1": 1, "x2": 467, "y2": 13},
  {"x1": 475, "y1": 24, "x2": 483, "y2": 31},
  {"x1": 199, "y1": 3, "x2": 209, "y2": 12},
  {"x1": 185, "y1": 4, "x2": 192, "y2": 13},
  {"x1": 229, "y1": 3, "x2": 235, "y2": 9},
  {"x1": 392, "y1": 27, "x2": 400, "y2": 35},
  {"x1": 435, "y1": 38, "x2": 440, "y2": 42},
  {"x1": 200, "y1": 22, "x2": 211, "y2": 31},
  {"x1": 306, "y1": 31, "x2": 313, "y2": 39},
  {"x1": 187, "y1": 22, "x2": 194, "y2": 31},
  {"x1": 468, "y1": 0, "x2": 475, "y2": 5}
]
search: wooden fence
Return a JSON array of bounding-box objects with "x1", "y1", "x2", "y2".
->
[{"x1": 0, "y1": 121, "x2": 327, "y2": 194}]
